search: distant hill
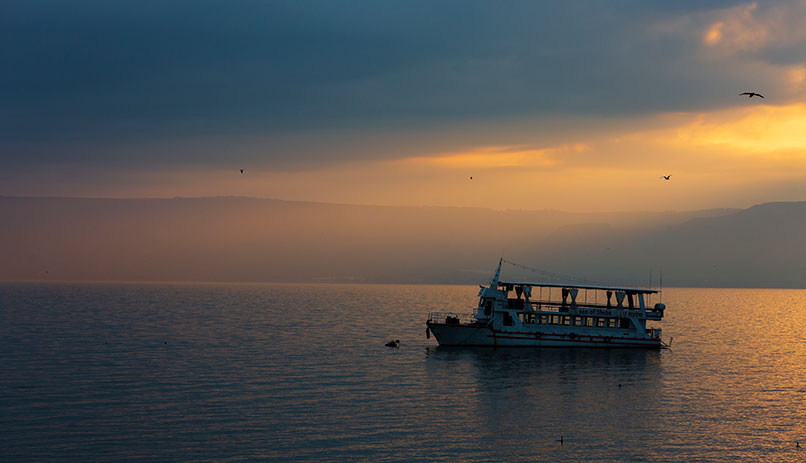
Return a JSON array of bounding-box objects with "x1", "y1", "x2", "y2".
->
[
  {"x1": 3, "y1": 196, "x2": 802, "y2": 287},
  {"x1": 515, "y1": 201, "x2": 806, "y2": 288}
]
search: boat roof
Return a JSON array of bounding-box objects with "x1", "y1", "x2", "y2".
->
[{"x1": 498, "y1": 280, "x2": 660, "y2": 294}]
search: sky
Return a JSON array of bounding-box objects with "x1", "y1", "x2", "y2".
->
[{"x1": 2, "y1": 0, "x2": 806, "y2": 212}]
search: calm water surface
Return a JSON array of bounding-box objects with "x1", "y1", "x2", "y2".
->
[{"x1": 2, "y1": 284, "x2": 806, "y2": 462}]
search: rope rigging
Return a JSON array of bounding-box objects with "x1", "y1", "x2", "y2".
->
[{"x1": 500, "y1": 259, "x2": 625, "y2": 288}]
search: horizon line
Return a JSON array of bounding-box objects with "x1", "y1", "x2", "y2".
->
[
  {"x1": 1, "y1": 278, "x2": 805, "y2": 291},
  {"x1": 0, "y1": 193, "x2": 767, "y2": 215}
]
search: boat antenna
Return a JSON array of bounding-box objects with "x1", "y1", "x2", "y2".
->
[{"x1": 660, "y1": 270, "x2": 663, "y2": 303}]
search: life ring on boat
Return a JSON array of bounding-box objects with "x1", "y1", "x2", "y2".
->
[
  {"x1": 604, "y1": 337, "x2": 611, "y2": 343},
  {"x1": 568, "y1": 332, "x2": 576, "y2": 340},
  {"x1": 534, "y1": 333, "x2": 541, "y2": 340}
]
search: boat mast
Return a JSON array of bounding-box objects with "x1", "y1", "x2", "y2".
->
[{"x1": 490, "y1": 258, "x2": 503, "y2": 288}]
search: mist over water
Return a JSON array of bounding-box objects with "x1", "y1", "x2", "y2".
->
[
  {"x1": 9, "y1": 196, "x2": 806, "y2": 288},
  {"x1": 2, "y1": 284, "x2": 806, "y2": 462}
]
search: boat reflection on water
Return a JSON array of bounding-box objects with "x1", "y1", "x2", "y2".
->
[
  {"x1": 424, "y1": 346, "x2": 662, "y2": 387},
  {"x1": 422, "y1": 346, "x2": 666, "y2": 460}
]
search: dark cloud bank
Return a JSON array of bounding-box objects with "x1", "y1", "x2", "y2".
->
[
  {"x1": 2, "y1": 195, "x2": 804, "y2": 288},
  {"x1": 2, "y1": 0, "x2": 761, "y2": 167}
]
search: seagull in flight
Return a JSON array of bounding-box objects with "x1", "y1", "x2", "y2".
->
[
  {"x1": 740, "y1": 92, "x2": 764, "y2": 98},
  {"x1": 240, "y1": 169, "x2": 244, "y2": 174},
  {"x1": 660, "y1": 175, "x2": 671, "y2": 180}
]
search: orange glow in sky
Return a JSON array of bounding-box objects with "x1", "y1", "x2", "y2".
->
[
  {"x1": 4, "y1": 101, "x2": 803, "y2": 213},
  {"x1": 66, "y1": 102, "x2": 803, "y2": 212},
  {"x1": 155, "y1": 102, "x2": 806, "y2": 211}
]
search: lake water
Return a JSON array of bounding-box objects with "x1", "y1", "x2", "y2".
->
[{"x1": 2, "y1": 283, "x2": 806, "y2": 462}]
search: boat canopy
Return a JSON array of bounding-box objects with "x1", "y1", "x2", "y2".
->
[{"x1": 498, "y1": 280, "x2": 659, "y2": 294}]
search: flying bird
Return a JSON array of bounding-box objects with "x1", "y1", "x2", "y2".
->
[
  {"x1": 740, "y1": 92, "x2": 764, "y2": 98},
  {"x1": 469, "y1": 176, "x2": 473, "y2": 180},
  {"x1": 385, "y1": 339, "x2": 400, "y2": 347},
  {"x1": 240, "y1": 169, "x2": 244, "y2": 174},
  {"x1": 660, "y1": 175, "x2": 671, "y2": 180}
]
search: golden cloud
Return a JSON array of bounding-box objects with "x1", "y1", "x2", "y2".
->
[
  {"x1": 662, "y1": 103, "x2": 806, "y2": 154},
  {"x1": 704, "y1": 21, "x2": 724, "y2": 45},
  {"x1": 702, "y1": 2, "x2": 806, "y2": 53}
]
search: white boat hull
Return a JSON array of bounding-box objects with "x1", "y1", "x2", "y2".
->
[{"x1": 427, "y1": 322, "x2": 663, "y2": 349}]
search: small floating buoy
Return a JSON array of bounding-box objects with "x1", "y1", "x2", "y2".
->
[{"x1": 385, "y1": 340, "x2": 400, "y2": 347}]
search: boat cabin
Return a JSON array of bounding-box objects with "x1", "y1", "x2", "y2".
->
[
  {"x1": 476, "y1": 278, "x2": 664, "y2": 334},
  {"x1": 426, "y1": 259, "x2": 668, "y2": 347}
]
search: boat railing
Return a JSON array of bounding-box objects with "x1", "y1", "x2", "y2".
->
[
  {"x1": 647, "y1": 328, "x2": 662, "y2": 339},
  {"x1": 427, "y1": 312, "x2": 477, "y2": 325},
  {"x1": 528, "y1": 301, "x2": 644, "y2": 312}
]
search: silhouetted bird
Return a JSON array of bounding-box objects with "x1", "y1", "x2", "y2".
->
[
  {"x1": 740, "y1": 92, "x2": 764, "y2": 98},
  {"x1": 556, "y1": 436, "x2": 564, "y2": 446},
  {"x1": 797, "y1": 441, "x2": 801, "y2": 449},
  {"x1": 660, "y1": 175, "x2": 671, "y2": 180},
  {"x1": 385, "y1": 340, "x2": 400, "y2": 347},
  {"x1": 470, "y1": 176, "x2": 473, "y2": 180},
  {"x1": 240, "y1": 169, "x2": 244, "y2": 174}
]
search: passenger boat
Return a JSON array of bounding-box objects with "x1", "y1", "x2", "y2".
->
[{"x1": 426, "y1": 260, "x2": 668, "y2": 348}]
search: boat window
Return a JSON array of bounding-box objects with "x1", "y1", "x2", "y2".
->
[
  {"x1": 539, "y1": 314, "x2": 548, "y2": 324},
  {"x1": 503, "y1": 312, "x2": 514, "y2": 326},
  {"x1": 561, "y1": 316, "x2": 571, "y2": 326},
  {"x1": 585, "y1": 317, "x2": 596, "y2": 327},
  {"x1": 507, "y1": 298, "x2": 524, "y2": 310},
  {"x1": 619, "y1": 318, "x2": 632, "y2": 329},
  {"x1": 608, "y1": 318, "x2": 618, "y2": 328},
  {"x1": 573, "y1": 316, "x2": 583, "y2": 326},
  {"x1": 484, "y1": 299, "x2": 492, "y2": 316},
  {"x1": 550, "y1": 315, "x2": 559, "y2": 325},
  {"x1": 597, "y1": 318, "x2": 606, "y2": 328},
  {"x1": 532, "y1": 302, "x2": 542, "y2": 311},
  {"x1": 520, "y1": 313, "x2": 536, "y2": 324}
]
